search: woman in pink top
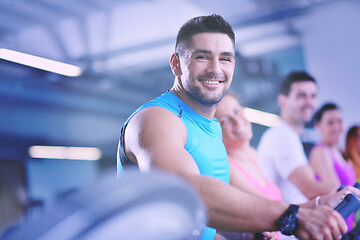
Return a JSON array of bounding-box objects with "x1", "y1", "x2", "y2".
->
[
  {"x1": 214, "y1": 93, "x2": 281, "y2": 240},
  {"x1": 215, "y1": 93, "x2": 282, "y2": 203},
  {"x1": 309, "y1": 103, "x2": 356, "y2": 230}
]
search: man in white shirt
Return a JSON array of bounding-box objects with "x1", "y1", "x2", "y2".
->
[{"x1": 258, "y1": 71, "x2": 337, "y2": 204}]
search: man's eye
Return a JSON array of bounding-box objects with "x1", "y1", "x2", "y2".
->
[
  {"x1": 220, "y1": 57, "x2": 231, "y2": 62},
  {"x1": 196, "y1": 56, "x2": 208, "y2": 60},
  {"x1": 297, "y1": 93, "x2": 306, "y2": 99}
]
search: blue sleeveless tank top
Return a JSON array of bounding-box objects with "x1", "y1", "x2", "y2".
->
[{"x1": 117, "y1": 91, "x2": 230, "y2": 240}]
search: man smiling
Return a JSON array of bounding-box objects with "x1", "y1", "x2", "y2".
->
[
  {"x1": 258, "y1": 72, "x2": 338, "y2": 206},
  {"x1": 118, "y1": 15, "x2": 348, "y2": 240}
]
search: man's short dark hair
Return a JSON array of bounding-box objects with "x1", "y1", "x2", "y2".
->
[
  {"x1": 175, "y1": 14, "x2": 235, "y2": 55},
  {"x1": 280, "y1": 71, "x2": 317, "y2": 96},
  {"x1": 314, "y1": 102, "x2": 340, "y2": 123}
]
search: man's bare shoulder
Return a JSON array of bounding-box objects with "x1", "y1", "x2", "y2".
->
[
  {"x1": 124, "y1": 106, "x2": 187, "y2": 159},
  {"x1": 128, "y1": 106, "x2": 185, "y2": 132}
]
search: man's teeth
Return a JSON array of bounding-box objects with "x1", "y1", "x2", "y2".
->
[{"x1": 202, "y1": 80, "x2": 220, "y2": 84}]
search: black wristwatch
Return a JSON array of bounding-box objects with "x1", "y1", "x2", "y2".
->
[{"x1": 277, "y1": 204, "x2": 300, "y2": 236}]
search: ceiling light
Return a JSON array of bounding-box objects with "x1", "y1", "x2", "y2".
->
[
  {"x1": 0, "y1": 48, "x2": 82, "y2": 77},
  {"x1": 29, "y1": 145, "x2": 102, "y2": 161},
  {"x1": 104, "y1": 44, "x2": 174, "y2": 70},
  {"x1": 234, "y1": 21, "x2": 287, "y2": 43},
  {"x1": 239, "y1": 35, "x2": 300, "y2": 57},
  {"x1": 244, "y1": 107, "x2": 280, "y2": 127}
]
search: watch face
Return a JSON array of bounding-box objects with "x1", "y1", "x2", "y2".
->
[
  {"x1": 278, "y1": 205, "x2": 300, "y2": 236},
  {"x1": 279, "y1": 214, "x2": 299, "y2": 235}
]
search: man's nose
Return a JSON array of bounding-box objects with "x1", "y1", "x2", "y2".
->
[
  {"x1": 207, "y1": 59, "x2": 222, "y2": 75},
  {"x1": 305, "y1": 95, "x2": 317, "y2": 105}
]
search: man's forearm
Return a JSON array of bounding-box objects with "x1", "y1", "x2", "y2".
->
[{"x1": 182, "y1": 173, "x2": 288, "y2": 232}]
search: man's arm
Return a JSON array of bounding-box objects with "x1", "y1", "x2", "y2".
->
[
  {"x1": 289, "y1": 164, "x2": 338, "y2": 199},
  {"x1": 124, "y1": 107, "x2": 346, "y2": 238},
  {"x1": 261, "y1": 129, "x2": 338, "y2": 199}
]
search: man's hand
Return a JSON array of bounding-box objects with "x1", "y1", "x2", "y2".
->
[
  {"x1": 296, "y1": 206, "x2": 347, "y2": 240},
  {"x1": 320, "y1": 186, "x2": 360, "y2": 208}
]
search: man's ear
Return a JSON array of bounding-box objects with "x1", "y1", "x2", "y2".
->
[
  {"x1": 278, "y1": 94, "x2": 286, "y2": 109},
  {"x1": 170, "y1": 53, "x2": 182, "y2": 76}
]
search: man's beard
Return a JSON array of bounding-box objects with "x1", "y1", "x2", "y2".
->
[
  {"x1": 184, "y1": 74, "x2": 230, "y2": 106},
  {"x1": 185, "y1": 83, "x2": 229, "y2": 106}
]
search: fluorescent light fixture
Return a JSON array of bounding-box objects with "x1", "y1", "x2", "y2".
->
[
  {"x1": 234, "y1": 21, "x2": 288, "y2": 43},
  {"x1": 239, "y1": 35, "x2": 300, "y2": 57},
  {"x1": 29, "y1": 145, "x2": 102, "y2": 161},
  {"x1": 0, "y1": 48, "x2": 82, "y2": 77},
  {"x1": 105, "y1": 44, "x2": 174, "y2": 70},
  {"x1": 244, "y1": 107, "x2": 280, "y2": 127}
]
